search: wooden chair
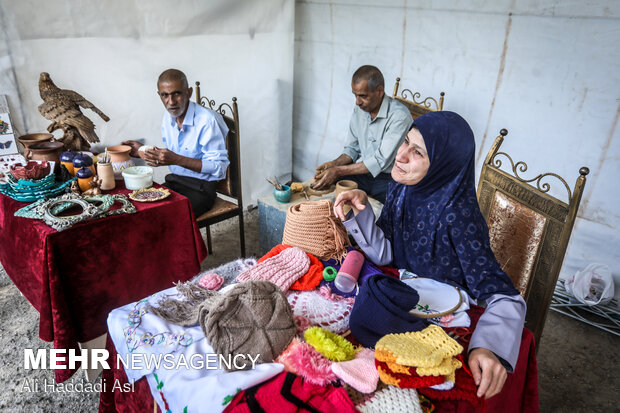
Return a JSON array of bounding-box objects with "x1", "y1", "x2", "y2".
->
[
  {"x1": 392, "y1": 77, "x2": 445, "y2": 119},
  {"x1": 194, "y1": 81, "x2": 245, "y2": 256},
  {"x1": 477, "y1": 129, "x2": 589, "y2": 344}
]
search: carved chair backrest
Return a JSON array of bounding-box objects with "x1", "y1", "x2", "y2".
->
[
  {"x1": 477, "y1": 129, "x2": 589, "y2": 344},
  {"x1": 194, "y1": 81, "x2": 241, "y2": 204},
  {"x1": 392, "y1": 77, "x2": 445, "y2": 119}
]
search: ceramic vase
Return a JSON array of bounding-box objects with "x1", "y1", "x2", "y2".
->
[
  {"x1": 106, "y1": 145, "x2": 135, "y2": 180},
  {"x1": 97, "y1": 162, "x2": 116, "y2": 191},
  {"x1": 26, "y1": 141, "x2": 65, "y2": 173},
  {"x1": 76, "y1": 167, "x2": 94, "y2": 192}
]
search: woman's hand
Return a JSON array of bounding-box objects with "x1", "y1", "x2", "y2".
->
[
  {"x1": 468, "y1": 348, "x2": 507, "y2": 399},
  {"x1": 334, "y1": 189, "x2": 368, "y2": 220}
]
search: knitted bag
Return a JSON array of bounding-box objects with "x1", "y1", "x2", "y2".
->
[{"x1": 282, "y1": 200, "x2": 350, "y2": 261}]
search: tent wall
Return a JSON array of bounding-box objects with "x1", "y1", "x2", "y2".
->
[
  {"x1": 292, "y1": 0, "x2": 620, "y2": 292},
  {"x1": 0, "y1": 0, "x2": 295, "y2": 202}
]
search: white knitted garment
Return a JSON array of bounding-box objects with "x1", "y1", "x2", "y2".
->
[
  {"x1": 356, "y1": 386, "x2": 422, "y2": 413},
  {"x1": 286, "y1": 288, "x2": 354, "y2": 334}
]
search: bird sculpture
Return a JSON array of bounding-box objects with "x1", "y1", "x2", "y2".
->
[{"x1": 38, "y1": 72, "x2": 109, "y2": 151}]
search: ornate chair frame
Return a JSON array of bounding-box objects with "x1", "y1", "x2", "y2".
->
[
  {"x1": 477, "y1": 129, "x2": 589, "y2": 344},
  {"x1": 392, "y1": 77, "x2": 445, "y2": 119},
  {"x1": 194, "y1": 81, "x2": 245, "y2": 256}
]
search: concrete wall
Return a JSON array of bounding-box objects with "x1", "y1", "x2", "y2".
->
[
  {"x1": 0, "y1": 0, "x2": 295, "y2": 201},
  {"x1": 292, "y1": 0, "x2": 620, "y2": 291}
]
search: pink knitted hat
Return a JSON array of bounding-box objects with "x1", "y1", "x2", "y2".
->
[
  {"x1": 331, "y1": 348, "x2": 379, "y2": 394},
  {"x1": 236, "y1": 247, "x2": 310, "y2": 292},
  {"x1": 276, "y1": 337, "x2": 337, "y2": 386}
]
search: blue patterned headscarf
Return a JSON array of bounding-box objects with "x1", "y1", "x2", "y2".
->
[{"x1": 377, "y1": 111, "x2": 518, "y2": 301}]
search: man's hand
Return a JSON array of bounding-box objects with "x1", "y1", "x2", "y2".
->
[
  {"x1": 468, "y1": 348, "x2": 507, "y2": 399},
  {"x1": 334, "y1": 189, "x2": 368, "y2": 220},
  {"x1": 143, "y1": 147, "x2": 179, "y2": 167},
  {"x1": 315, "y1": 161, "x2": 335, "y2": 175},
  {"x1": 121, "y1": 140, "x2": 143, "y2": 158},
  {"x1": 313, "y1": 166, "x2": 340, "y2": 190}
]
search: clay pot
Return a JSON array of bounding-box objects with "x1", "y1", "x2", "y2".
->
[
  {"x1": 60, "y1": 151, "x2": 77, "y2": 175},
  {"x1": 106, "y1": 145, "x2": 135, "y2": 179},
  {"x1": 18, "y1": 133, "x2": 55, "y2": 159},
  {"x1": 335, "y1": 180, "x2": 358, "y2": 215},
  {"x1": 26, "y1": 141, "x2": 65, "y2": 173},
  {"x1": 72, "y1": 153, "x2": 96, "y2": 176}
]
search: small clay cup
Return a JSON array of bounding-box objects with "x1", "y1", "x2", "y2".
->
[{"x1": 273, "y1": 185, "x2": 292, "y2": 203}]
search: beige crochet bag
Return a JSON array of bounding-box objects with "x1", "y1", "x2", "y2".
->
[{"x1": 282, "y1": 199, "x2": 350, "y2": 261}]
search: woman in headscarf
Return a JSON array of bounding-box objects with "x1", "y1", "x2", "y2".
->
[{"x1": 334, "y1": 111, "x2": 526, "y2": 400}]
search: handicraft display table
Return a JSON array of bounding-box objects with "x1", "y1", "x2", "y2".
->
[{"x1": 0, "y1": 183, "x2": 207, "y2": 383}]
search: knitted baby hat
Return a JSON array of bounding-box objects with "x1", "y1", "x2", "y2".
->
[
  {"x1": 287, "y1": 286, "x2": 354, "y2": 334},
  {"x1": 282, "y1": 200, "x2": 350, "y2": 261},
  {"x1": 204, "y1": 281, "x2": 296, "y2": 369},
  {"x1": 258, "y1": 244, "x2": 325, "y2": 291},
  {"x1": 331, "y1": 348, "x2": 379, "y2": 394},
  {"x1": 236, "y1": 247, "x2": 310, "y2": 292},
  {"x1": 375, "y1": 324, "x2": 463, "y2": 368}
]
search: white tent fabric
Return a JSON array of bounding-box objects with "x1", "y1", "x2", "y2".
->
[
  {"x1": 292, "y1": 1, "x2": 620, "y2": 299},
  {"x1": 0, "y1": 0, "x2": 294, "y2": 201}
]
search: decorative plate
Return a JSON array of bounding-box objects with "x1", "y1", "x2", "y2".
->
[
  {"x1": 129, "y1": 187, "x2": 171, "y2": 202},
  {"x1": 401, "y1": 277, "x2": 463, "y2": 319}
]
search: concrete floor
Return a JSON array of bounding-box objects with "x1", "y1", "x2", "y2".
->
[{"x1": 0, "y1": 209, "x2": 618, "y2": 412}]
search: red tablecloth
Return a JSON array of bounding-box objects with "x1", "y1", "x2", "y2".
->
[
  {"x1": 99, "y1": 306, "x2": 539, "y2": 413},
  {"x1": 0, "y1": 183, "x2": 207, "y2": 383}
]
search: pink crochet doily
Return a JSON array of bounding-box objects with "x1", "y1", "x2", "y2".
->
[{"x1": 287, "y1": 287, "x2": 354, "y2": 334}]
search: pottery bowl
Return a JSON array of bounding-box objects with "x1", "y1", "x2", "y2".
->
[
  {"x1": 122, "y1": 166, "x2": 153, "y2": 190},
  {"x1": 273, "y1": 185, "x2": 292, "y2": 203},
  {"x1": 9, "y1": 161, "x2": 51, "y2": 181}
]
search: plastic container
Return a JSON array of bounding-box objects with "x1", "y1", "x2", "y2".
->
[
  {"x1": 334, "y1": 250, "x2": 365, "y2": 293},
  {"x1": 122, "y1": 166, "x2": 153, "y2": 190}
]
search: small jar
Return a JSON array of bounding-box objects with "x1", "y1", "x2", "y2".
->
[
  {"x1": 76, "y1": 167, "x2": 94, "y2": 192},
  {"x1": 73, "y1": 153, "x2": 96, "y2": 176},
  {"x1": 60, "y1": 151, "x2": 77, "y2": 175},
  {"x1": 97, "y1": 162, "x2": 115, "y2": 191}
]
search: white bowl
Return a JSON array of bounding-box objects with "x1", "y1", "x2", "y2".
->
[{"x1": 122, "y1": 166, "x2": 153, "y2": 190}]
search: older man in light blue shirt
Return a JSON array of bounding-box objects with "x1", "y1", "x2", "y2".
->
[
  {"x1": 124, "y1": 69, "x2": 229, "y2": 216},
  {"x1": 314, "y1": 65, "x2": 412, "y2": 203}
]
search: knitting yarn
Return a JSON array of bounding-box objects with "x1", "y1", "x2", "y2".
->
[
  {"x1": 304, "y1": 327, "x2": 357, "y2": 362},
  {"x1": 198, "y1": 273, "x2": 224, "y2": 290},
  {"x1": 236, "y1": 247, "x2": 309, "y2": 292},
  {"x1": 323, "y1": 266, "x2": 337, "y2": 281},
  {"x1": 375, "y1": 325, "x2": 463, "y2": 368},
  {"x1": 282, "y1": 200, "x2": 350, "y2": 261},
  {"x1": 205, "y1": 281, "x2": 296, "y2": 369},
  {"x1": 331, "y1": 348, "x2": 379, "y2": 394}
]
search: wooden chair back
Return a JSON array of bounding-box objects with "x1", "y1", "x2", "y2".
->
[
  {"x1": 477, "y1": 129, "x2": 589, "y2": 344},
  {"x1": 392, "y1": 77, "x2": 445, "y2": 119}
]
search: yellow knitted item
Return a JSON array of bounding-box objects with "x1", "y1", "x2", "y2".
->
[
  {"x1": 377, "y1": 365, "x2": 401, "y2": 386},
  {"x1": 304, "y1": 326, "x2": 357, "y2": 362},
  {"x1": 375, "y1": 325, "x2": 463, "y2": 368},
  {"x1": 282, "y1": 200, "x2": 350, "y2": 261},
  {"x1": 416, "y1": 356, "x2": 462, "y2": 377}
]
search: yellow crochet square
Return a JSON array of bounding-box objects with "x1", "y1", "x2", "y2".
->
[
  {"x1": 375, "y1": 325, "x2": 463, "y2": 368},
  {"x1": 416, "y1": 356, "x2": 462, "y2": 377}
]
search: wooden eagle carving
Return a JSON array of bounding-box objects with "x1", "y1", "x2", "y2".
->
[{"x1": 38, "y1": 72, "x2": 110, "y2": 151}]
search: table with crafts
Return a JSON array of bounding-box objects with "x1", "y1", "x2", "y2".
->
[
  {"x1": 0, "y1": 180, "x2": 207, "y2": 383},
  {"x1": 100, "y1": 240, "x2": 539, "y2": 413}
]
